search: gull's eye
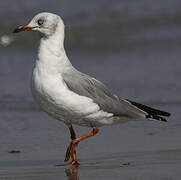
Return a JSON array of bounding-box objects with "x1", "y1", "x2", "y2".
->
[{"x1": 37, "y1": 19, "x2": 44, "y2": 26}]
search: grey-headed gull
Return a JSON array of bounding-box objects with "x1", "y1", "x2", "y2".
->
[{"x1": 13, "y1": 12, "x2": 170, "y2": 166}]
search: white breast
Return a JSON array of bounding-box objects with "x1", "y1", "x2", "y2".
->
[
  {"x1": 31, "y1": 63, "x2": 111, "y2": 125},
  {"x1": 31, "y1": 33, "x2": 114, "y2": 127}
]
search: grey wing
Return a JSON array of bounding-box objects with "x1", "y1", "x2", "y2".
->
[{"x1": 62, "y1": 69, "x2": 147, "y2": 119}]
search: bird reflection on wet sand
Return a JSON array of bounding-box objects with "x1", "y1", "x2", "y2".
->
[{"x1": 65, "y1": 165, "x2": 79, "y2": 180}]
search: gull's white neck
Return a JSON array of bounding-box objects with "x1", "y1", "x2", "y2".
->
[{"x1": 35, "y1": 22, "x2": 72, "y2": 74}]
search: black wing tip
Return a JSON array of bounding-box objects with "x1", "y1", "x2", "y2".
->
[
  {"x1": 157, "y1": 117, "x2": 167, "y2": 122},
  {"x1": 151, "y1": 110, "x2": 171, "y2": 117},
  {"x1": 157, "y1": 110, "x2": 171, "y2": 117},
  {"x1": 126, "y1": 99, "x2": 171, "y2": 117},
  {"x1": 164, "y1": 112, "x2": 171, "y2": 117},
  {"x1": 146, "y1": 114, "x2": 167, "y2": 122},
  {"x1": 126, "y1": 99, "x2": 171, "y2": 122}
]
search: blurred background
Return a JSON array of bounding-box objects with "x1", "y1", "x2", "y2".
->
[
  {"x1": 0, "y1": 1, "x2": 181, "y2": 179},
  {"x1": 0, "y1": 0, "x2": 181, "y2": 105}
]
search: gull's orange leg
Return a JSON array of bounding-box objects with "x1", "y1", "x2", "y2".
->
[
  {"x1": 69, "y1": 125, "x2": 76, "y2": 140},
  {"x1": 64, "y1": 125, "x2": 77, "y2": 162},
  {"x1": 64, "y1": 126, "x2": 99, "y2": 166}
]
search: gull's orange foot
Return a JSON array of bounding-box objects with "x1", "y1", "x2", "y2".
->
[
  {"x1": 64, "y1": 126, "x2": 99, "y2": 166},
  {"x1": 64, "y1": 160, "x2": 80, "y2": 166}
]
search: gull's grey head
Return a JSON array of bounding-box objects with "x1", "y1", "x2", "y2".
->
[{"x1": 13, "y1": 12, "x2": 64, "y2": 37}]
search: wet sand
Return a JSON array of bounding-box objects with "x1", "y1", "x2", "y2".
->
[
  {"x1": 0, "y1": 103, "x2": 180, "y2": 180},
  {"x1": 1, "y1": 149, "x2": 181, "y2": 180}
]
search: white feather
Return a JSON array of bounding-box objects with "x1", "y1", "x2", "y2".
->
[{"x1": 31, "y1": 13, "x2": 113, "y2": 127}]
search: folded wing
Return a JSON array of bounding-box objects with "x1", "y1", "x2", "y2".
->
[{"x1": 62, "y1": 69, "x2": 149, "y2": 119}]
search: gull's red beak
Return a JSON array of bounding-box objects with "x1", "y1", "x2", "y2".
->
[{"x1": 13, "y1": 25, "x2": 33, "y2": 33}]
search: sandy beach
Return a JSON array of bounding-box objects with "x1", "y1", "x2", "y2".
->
[{"x1": 0, "y1": 102, "x2": 180, "y2": 179}]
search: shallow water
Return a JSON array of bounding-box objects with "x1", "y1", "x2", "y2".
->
[
  {"x1": 0, "y1": 0, "x2": 181, "y2": 179},
  {"x1": 0, "y1": 149, "x2": 181, "y2": 180}
]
